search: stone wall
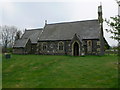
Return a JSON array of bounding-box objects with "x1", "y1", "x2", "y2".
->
[
  {"x1": 37, "y1": 40, "x2": 72, "y2": 55},
  {"x1": 83, "y1": 39, "x2": 101, "y2": 55},
  {"x1": 37, "y1": 39, "x2": 101, "y2": 56},
  {"x1": 13, "y1": 48, "x2": 24, "y2": 54},
  {"x1": 13, "y1": 39, "x2": 101, "y2": 56},
  {"x1": 31, "y1": 44, "x2": 37, "y2": 54},
  {"x1": 24, "y1": 39, "x2": 31, "y2": 54},
  {"x1": 13, "y1": 39, "x2": 32, "y2": 54}
]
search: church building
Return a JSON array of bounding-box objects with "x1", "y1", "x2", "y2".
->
[{"x1": 13, "y1": 5, "x2": 109, "y2": 56}]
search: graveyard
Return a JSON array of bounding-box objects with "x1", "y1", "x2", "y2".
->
[{"x1": 2, "y1": 54, "x2": 118, "y2": 88}]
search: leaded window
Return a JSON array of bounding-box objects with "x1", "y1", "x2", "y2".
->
[
  {"x1": 43, "y1": 43, "x2": 47, "y2": 51},
  {"x1": 87, "y1": 40, "x2": 92, "y2": 52},
  {"x1": 97, "y1": 41, "x2": 100, "y2": 45},
  {"x1": 58, "y1": 42, "x2": 64, "y2": 51}
]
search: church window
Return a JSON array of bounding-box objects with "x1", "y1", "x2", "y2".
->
[
  {"x1": 42, "y1": 43, "x2": 47, "y2": 51},
  {"x1": 87, "y1": 40, "x2": 92, "y2": 52},
  {"x1": 97, "y1": 41, "x2": 100, "y2": 45},
  {"x1": 68, "y1": 44, "x2": 70, "y2": 47},
  {"x1": 50, "y1": 43, "x2": 53, "y2": 48},
  {"x1": 58, "y1": 42, "x2": 64, "y2": 51}
]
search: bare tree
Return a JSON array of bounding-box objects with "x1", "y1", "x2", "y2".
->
[{"x1": 2, "y1": 25, "x2": 18, "y2": 51}]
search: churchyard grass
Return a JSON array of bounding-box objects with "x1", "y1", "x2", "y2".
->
[{"x1": 2, "y1": 54, "x2": 118, "y2": 88}]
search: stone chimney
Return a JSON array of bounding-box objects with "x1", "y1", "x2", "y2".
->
[
  {"x1": 98, "y1": 3, "x2": 103, "y2": 24},
  {"x1": 98, "y1": 3, "x2": 104, "y2": 36}
]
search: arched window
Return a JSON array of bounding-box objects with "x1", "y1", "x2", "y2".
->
[
  {"x1": 58, "y1": 42, "x2": 64, "y2": 51},
  {"x1": 50, "y1": 43, "x2": 53, "y2": 48},
  {"x1": 87, "y1": 40, "x2": 92, "y2": 52},
  {"x1": 42, "y1": 43, "x2": 47, "y2": 51}
]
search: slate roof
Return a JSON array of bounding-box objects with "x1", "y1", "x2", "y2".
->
[
  {"x1": 22, "y1": 28, "x2": 43, "y2": 43},
  {"x1": 39, "y1": 19, "x2": 101, "y2": 41},
  {"x1": 13, "y1": 28, "x2": 43, "y2": 48},
  {"x1": 13, "y1": 38, "x2": 29, "y2": 48},
  {"x1": 14, "y1": 19, "x2": 102, "y2": 48}
]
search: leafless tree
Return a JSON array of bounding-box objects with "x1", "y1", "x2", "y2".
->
[{"x1": 1, "y1": 25, "x2": 18, "y2": 50}]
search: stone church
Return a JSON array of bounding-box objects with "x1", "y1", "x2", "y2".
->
[{"x1": 13, "y1": 5, "x2": 109, "y2": 56}]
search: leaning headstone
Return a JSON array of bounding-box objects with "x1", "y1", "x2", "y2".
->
[{"x1": 4, "y1": 53, "x2": 11, "y2": 59}]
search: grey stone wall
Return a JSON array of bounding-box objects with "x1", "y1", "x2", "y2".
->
[
  {"x1": 82, "y1": 39, "x2": 101, "y2": 55},
  {"x1": 37, "y1": 40, "x2": 72, "y2": 55},
  {"x1": 13, "y1": 39, "x2": 102, "y2": 56},
  {"x1": 24, "y1": 39, "x2": 31, "y2": 54},
  {"x1": 37, "y1": 39, "x2": 101, "y2": 56},
  {"x1": 99, "y1": 36, "x2": 105, "y2": 55},
  {"x1": 13, "y1": 48, "x2": 24, "y2": 54},
  {"x1": 13, "y1": 40, "x2": 32, "y2": 54},
  {"x1": 31, "y1": 44, "x2": 37, "y2": 54}
]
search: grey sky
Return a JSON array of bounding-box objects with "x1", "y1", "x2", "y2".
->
[{"x1": 0, "y1": 0, "x2": 119, "y2": 46}]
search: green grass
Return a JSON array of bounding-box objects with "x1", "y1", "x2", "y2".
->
[{"x1": 2, "y1": 55, "x2": 118, "y2": 88}]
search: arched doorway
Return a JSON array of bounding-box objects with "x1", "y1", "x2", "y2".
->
[{"x1": 73, "y1": 42, "x2": 79, "y2": 56}]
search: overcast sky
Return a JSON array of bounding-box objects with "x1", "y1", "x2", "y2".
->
[{"x1": 0, "y1": 0, "x2": 119, "y2": 46}]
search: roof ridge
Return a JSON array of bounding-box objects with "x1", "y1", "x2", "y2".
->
[
  {"x1": 26, "y1": 28, "x2": 43, "y2": 31},
  {"x1": 47, "y1": 19, "x2": 98, "y2": 25}
]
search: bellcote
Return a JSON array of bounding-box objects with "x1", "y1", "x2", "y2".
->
[{"x1": 98, "y1": 4, "x2": 103, "y2": 24}]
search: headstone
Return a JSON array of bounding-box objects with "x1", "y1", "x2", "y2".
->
[{"x1": 4, "y1": 53, "x2": 11, "y2": 59}]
